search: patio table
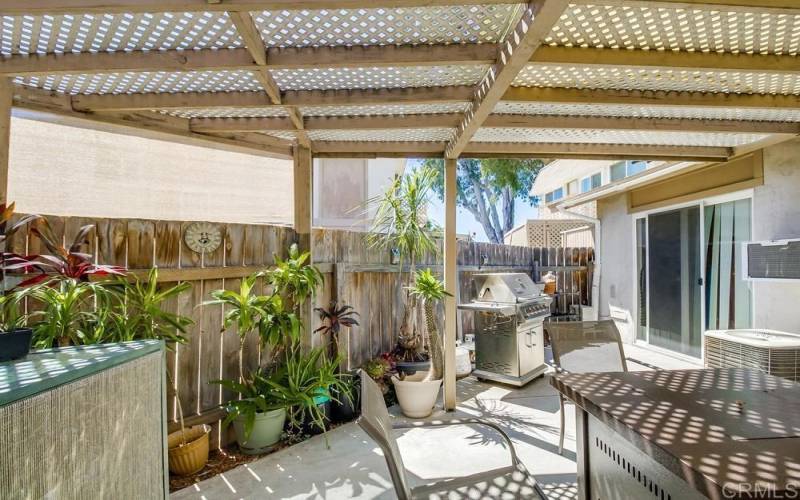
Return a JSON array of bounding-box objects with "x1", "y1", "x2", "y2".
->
[{"x1": 551, "y1": 368, "x2": 800, "y2": 500}]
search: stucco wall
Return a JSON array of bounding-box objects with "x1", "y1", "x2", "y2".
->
[
  {"x1": 595, "y1": 138, "x2": 800, "y2": 346},
  {"x1": 596, "y1": 193, "x2": 636, "y2": 343},
  {"x1": 752, "y1": 138, "x2": 800, "y2": 333}
]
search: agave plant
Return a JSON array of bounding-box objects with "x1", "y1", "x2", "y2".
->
[
  {"x1": 408, "y1": 269, "x2": 451, "y2": 381},
  {"x1": 314, "y1": 301, "x2": 359, "y2": 358},
  {"x1": 3, "y1": 218, "x2": 126, "y2": 287}
]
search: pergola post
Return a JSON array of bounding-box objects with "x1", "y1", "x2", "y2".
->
[
  {"x1": 0, "y1": 78, "x2": 12, "y2": 206},
  {"x1": 293, "y1": 144, "x2": 314, "y2": 348},
  {"x1": 443, "y1": 157, "x2": 458, "y2": 411}
]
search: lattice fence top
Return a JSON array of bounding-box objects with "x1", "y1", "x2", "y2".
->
[
  {"x1": 472, "y1": 128, "x2": 769, "y2": 147},
  {"x1": 15, "y1": 70, "x2": 262, "y2": 95},
  {"x1": 250, "y1": 4, "x2": 524, "y2": 48},
  {"x1": 513, "y1": 65, "x2": 800, "y2": 95},
  {"x1": 0, "y1": 12, "x2": 242, "y2": 56},
  {"x1": 271, "y1": 65, "x2": 489, "y2": 91},
  {"x1": 493, "y1": 102, "x2": 800, "y2": 122},
  {"x1": 547, "y1": 4, "x2": 800, "y2": 55}
]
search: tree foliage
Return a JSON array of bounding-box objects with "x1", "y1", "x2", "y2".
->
[{"x1": 423, "y1": 158, "x2": 544, "y2": 243}]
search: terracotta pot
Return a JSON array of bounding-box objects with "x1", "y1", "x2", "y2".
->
[{"x1": 167, "y1": 424, "x2": 211, "y2": 476}]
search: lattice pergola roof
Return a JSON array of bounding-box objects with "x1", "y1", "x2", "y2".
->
[{"x1": 3, "y1": 0, "x2": 799, "y2": 161}]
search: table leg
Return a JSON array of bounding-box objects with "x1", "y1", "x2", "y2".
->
[{"x1": 575, "y1": 407, "x2": 591, "y2": 500}]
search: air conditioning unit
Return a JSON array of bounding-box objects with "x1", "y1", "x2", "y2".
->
[
  {"x1": 704, "y1": 330, "x2": 800, "y2": 381},
  {"x1": 743, "y1": 239, "x2": 800, "y2": 281}
]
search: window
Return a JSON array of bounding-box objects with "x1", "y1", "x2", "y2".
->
[
  {"x1": 567, "y1": 179, "x2": 578, "y2": 196},
  {"x1": 545, "y1": 187, "x2": 564, "y2": 204},
  {"x1": 610, "y1": 160, "x2": 649, "y2": 182},
  {"x1": 580, "y1": 172, "x2": 602, "y2": 193}
]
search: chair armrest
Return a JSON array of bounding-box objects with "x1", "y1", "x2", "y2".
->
[{"x1": 392, "y1": 418, "x2": 519, "y2": 464}]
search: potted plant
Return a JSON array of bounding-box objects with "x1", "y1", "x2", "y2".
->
[
  {"x1": 167, "y1": 376, "x2": 210, "y2": 475},
  {"x1": 280, "y1": 344, "x2": 351, "y2": 439},
  {"x1": 205, "y1": 271, "x2": 300, "y2": 452},
  {"x1": 314, "y1": 301, "x2": 360, "y2": 421},
  {"x1": 0, "y1": 203, "x2": 40, "y2": 361},
  {"x1": 215, "y1": 371, "x2": 290, "y2": 455},
  {"x1": 392, "y1": 269, "x2": 450, "y2": 418},
  {"x1": 365, "y1": 167, "x2": 439, "y2": 376}
]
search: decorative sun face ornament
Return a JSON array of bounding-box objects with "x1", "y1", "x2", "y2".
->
[{"x1": 184, "y1": 222, "x2": 222, "y2": 254}]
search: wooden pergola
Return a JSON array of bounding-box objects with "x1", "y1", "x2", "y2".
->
[{"x1": 1, "y1": 0, "x2": 799, "y2": 409}]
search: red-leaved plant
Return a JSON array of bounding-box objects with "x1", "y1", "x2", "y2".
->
[{"x1": 3, "y1": 217, "x2": 126, "y2": 287}]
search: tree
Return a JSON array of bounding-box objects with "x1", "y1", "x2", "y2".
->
[{"x1": 423, "y1": 158, "x2": 545, "y2": 244}]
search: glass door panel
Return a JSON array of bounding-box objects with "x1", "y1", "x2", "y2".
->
[
  {"x1": 704, "y1": 199, "x2": 752, "y2": 330},
  {"x1": 636, "y1": 218, "x2": 647, "y2": 341},
  {"x1": 647, "y1": 207, "x2": 702, "y2": 357}
]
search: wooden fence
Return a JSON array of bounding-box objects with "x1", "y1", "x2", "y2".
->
[{"x1": 8, "y1": 215, "x2": 593, "y2": 448}]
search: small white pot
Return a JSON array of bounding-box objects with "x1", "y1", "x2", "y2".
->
[{"x1": 392, "y1": 372, "x2": 442, "y2": 418}]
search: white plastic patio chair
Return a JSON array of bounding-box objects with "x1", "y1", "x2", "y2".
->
[
  {"x1": 358, "y1": 372, "x2": 545, "y2": 500},
  {"x1": 545, "y1": 320, "x2": 628, "y2": 455}
]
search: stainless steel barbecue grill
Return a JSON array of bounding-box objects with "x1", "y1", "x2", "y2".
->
[{"x1": 458, "y1": 273, "x2": 552, "y2": 386}]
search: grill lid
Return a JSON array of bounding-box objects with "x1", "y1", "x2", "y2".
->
[{"x1": 473, "y1": 273, "x2": 543, "y2": 304}]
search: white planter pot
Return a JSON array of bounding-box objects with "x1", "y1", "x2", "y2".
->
[{"x1": 391, "y1": 372, "x2": 442, "y2": 418}]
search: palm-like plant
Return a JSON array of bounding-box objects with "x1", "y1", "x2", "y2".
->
[
  {"x1": 28, "y1": 278, "x2": 114, "y2": 348},
  {"x1": 205, "y1": 272, "x2": 299, "y2": 381},
  {"x1": 108, "y1": 268, "x2": 194, "y2": 345},
  {"x1": 365, "y1": 166, "x2": 440, "y2": 360},
  {"x1": 267, "y1": 243, "x2": 323, "y2": 312},
  {"x1": 408, "y1": 269, "x2": 451, "y2": 380},
  {"x1": 314, "y1": 301, "x2": 359, "y2": 358}
]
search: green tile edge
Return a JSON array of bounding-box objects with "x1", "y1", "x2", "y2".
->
[{"x1": 0, "y1": 340, "x2": 164, "y2": 407}]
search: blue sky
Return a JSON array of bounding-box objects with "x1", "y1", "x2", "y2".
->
[{"x1": 405, "y1": 160, "x2": 539, "y2": 242}]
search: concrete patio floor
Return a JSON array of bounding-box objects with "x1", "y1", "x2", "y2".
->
[{"x1": 172, "y1": 344, "x2": 700, "y2": 500}]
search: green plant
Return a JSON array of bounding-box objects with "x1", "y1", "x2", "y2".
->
[
  {"x1": 365, "y1": 166, "x2": 440, "y2": 361},
  {"x1": 28, "y1": 278, "x2": 114, "y2": 348},
  {"x1": 107, "y1": 268, "x2": 194, "y2": 345},
  {"x1": 408, "y1": 269, "x2": 451, "y2": 380},
  {"x1": 279, "y1": 345, "x2": 349, "y2": 440},
  {"x1": 215, "y1": 371, "x2": 291, "y2": 440},
  {"x1": 0, "y1": 289, "x2": 26, "y2": 332},
  {"x1": 314, "y1": 301, "x2": 359, "y2": 358},
  {"x1": 205, "y1": 272, "x2": 299, "y2": 380},
  {"x1": 267, "y1": 243, "x2": 323, "y2": 312}
]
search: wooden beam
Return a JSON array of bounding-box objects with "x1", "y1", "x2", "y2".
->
[
  {"x1": 227, "y1": 11, "x2": 281, "y2": 105},
  {"x1": 483, "y1": 114, "x2": 800, "y2": 134},
  {"x1": 72, "y1": 86, "x2": 474, "y2": 112},
  {"x1": 572, "y1": 0, "x2": 800, "y2": 14},
  {"x1": 501, "y1": 86, "x2": 800, "y2": 109},
  {"x1": 443, "y1": 157, "x2": 457, "y2": 411},
  {"x1": 191, "y1": 113, "x2": 462, "y2": 132},
  {"x1": 293, "y1": 144, "x2": 312, "y2": 235},
  {"x1": 462, "y1": 142, "x2": 732, "y2": 161},
  {"x1": 13, "y1": 85, "x2": 293, "y2": 158},
  {"x1": 531, "y1": 46, "x2": 800, "y2": 75},
  {"x1": 311, "y1": 141, "x2": 447, "y2": 156},
  {"x1": 446, "y1": 0, "x2": 569, "y2": 159},
  {"x1": 0, "y1": 0, "x2": 516, "y2": 15},
  {"x1": 0, "y1": 48, "x2": 255, "y2": 77},
  {"x1": 266, "y1": 43, "x2": 498, "y2": 69},
  {"x1": 0, "y1": 79, "x2": 11, "y2": 205}
]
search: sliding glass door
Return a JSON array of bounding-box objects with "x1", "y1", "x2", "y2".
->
[
  {"x1": 704, "y1": 199, "x2": 752, "y2": 330},
  {"x1": 647, "y1": 207, "x2": 702, "y2": 357},
  {"x1": 634, "y1": 195, "x2": 752, "y2": 358}
]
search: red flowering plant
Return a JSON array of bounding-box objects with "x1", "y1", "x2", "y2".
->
[{"x1": 3, "y1": 218, "x2": 126, "y2": 287}]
